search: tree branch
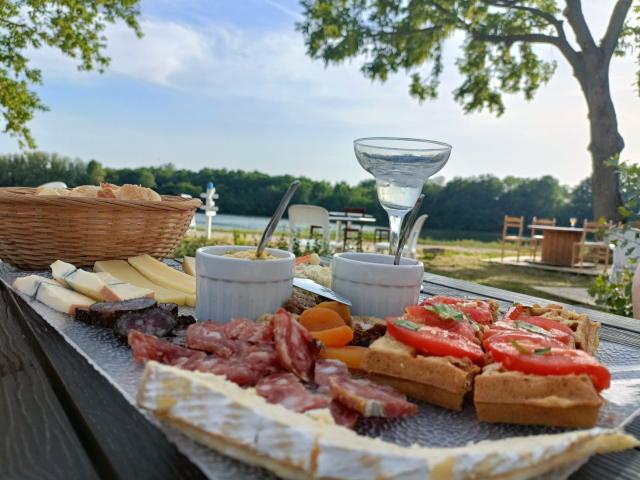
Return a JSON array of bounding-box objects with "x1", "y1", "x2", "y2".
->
[
  {"x1": 601, "y1": 0, "x2": 632, "y2": 57},
  {"x1": 472, "y1": 31, "x2": 559, "y2": 46},
  {"x1": 486, "y1": 1, "x2": 565, "y2": 36},
  {"x1": 563, "y1": 0, "x2": 597, "y2": 52}
]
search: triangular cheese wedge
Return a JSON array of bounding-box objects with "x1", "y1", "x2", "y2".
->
[
  {"x1": 51, "y1": 260, "x2": 119, "y2": 301},
  {"x1": 94, "y1": 271, "x2": 155, "y2": 300},
  {"x1": 182, "y1": 256, "x2": 196, "y2": 276},
  {"x1": 128, "y1": 254, "x2": 195, "y2": 295},
  {"x1": 13, "y1": 275, "x2": 95, "y2": 315},
  {"x1": 94, "y1": 260, "x2": 187, "y2": 305}
]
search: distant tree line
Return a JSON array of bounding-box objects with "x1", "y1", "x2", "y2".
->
[{"x1": 0, "y1": 152, "x2": 593, "y2": 235}]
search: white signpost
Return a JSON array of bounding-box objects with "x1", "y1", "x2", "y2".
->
[{"x1": 200, "y1": 182, "x2": 219, "y2": 239}]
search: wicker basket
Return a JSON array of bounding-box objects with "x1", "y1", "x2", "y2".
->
[{"x1": 0, "y1": 187, "x2": 202, "y2": 270}]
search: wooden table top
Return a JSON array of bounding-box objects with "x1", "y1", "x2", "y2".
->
[
  {"x1": 528, "y1": 225, "x2": 584, "y2": 232},
  {"x1": 1, "y1": 271, "x2": 639, "y2": 479}
]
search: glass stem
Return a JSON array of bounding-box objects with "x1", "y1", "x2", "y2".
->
[{"x1": 387, "y1": 213, "x2": 405, "y2": 255}]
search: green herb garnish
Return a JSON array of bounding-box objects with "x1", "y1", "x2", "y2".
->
[
  {"x1": 424, "y1": 304, "x2": 466, "y2": 322},
  {"x1": 514, "y1": 320, "x2": 549, "y2": 336},
  {"x1": 510, "y1": 340, "x2": 531, "y2": 355},
  {"x1": 533, "y1": 347, "x2": 551, "y2": 356},
  {"x1": 393, "y1": 318, "x2": 421, "y2": 331},
  {"x1": 468, "y1": 319, "x2": 481, "y2": 332}
]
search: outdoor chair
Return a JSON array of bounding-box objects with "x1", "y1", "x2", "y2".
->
[
  {"x1": 373, "y1": 227, "x2": 390, "y2": 253},
  {"x1": 375, "y1": 214, "x2": 428, "y2": 258},
  {"x1": 529, "y1": 216, "x2": 556, "y2": 261},
  {"x1": 501, "y1": 215, "x2": 526, "y2": 262},
  {"x1": 342, "y1": 207, "x2": 365, "y2": 252},
  {"x1": 571, "y1": 219, "x2": 612, "y2": 272},
  {"x1": 287, "y1": 204, "x2": 332, "y2": 253}
]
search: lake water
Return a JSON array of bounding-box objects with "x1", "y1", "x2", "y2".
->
[{"x1": 195, "y1": 213, "x2": 290, "y2": 232}]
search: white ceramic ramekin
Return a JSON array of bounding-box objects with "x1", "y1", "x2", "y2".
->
[
  {"x1": 331, "y1": 253, "x2": 424, "y2": 318},
  {"x1": 196, "y1": 245, "x2": 295, "y2": 323}
]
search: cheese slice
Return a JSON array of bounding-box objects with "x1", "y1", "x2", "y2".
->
[
  {"x1": 182, "y1": 256, "x2": 196, "y2": 276},
  {"x1": 51, "y1": 260, "x2": 120, "y2": 302},
  {"x1": 128, "y1": 254, "x2": 196, "y2": 295},
  {"x1": 94, "y1": 260, "x2": 187, "y2": 305},
  {"x1": 94, "y1": 271, "x2": 155, "y2": 300},
  {"x1": 13, "y1": 275, "x2": 95, "y2": 315},
  {"x1": 138, "y1": 362, "x2": 638, "y2": 480}
]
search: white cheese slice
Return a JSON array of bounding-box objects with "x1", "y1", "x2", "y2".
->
[
  {"x1": 128, "y1": 254, "x2": 196, "y2": 295},
  {"x1": 13, "y1": 275, "x2": 95, "y2": 315},
  {"x1": 182, "y1": 256, "x2": 196, "y2": 276},
  {"x1": 51, "y1": 260, "x2": 119, "y2": 302},
  {"x1": 94, "y1": 260, "x2": 187, "y2": 305},
  {"x1": 138, "y1": 362, "x2": 639, "y2": 480},
  {"x1": 94, "y1": 271, "x2": 155, "y2": 300}
]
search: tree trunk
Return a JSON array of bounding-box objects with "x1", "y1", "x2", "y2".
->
[{"x1": 576, "y1": 53, "x2": 624, "y2": 221}]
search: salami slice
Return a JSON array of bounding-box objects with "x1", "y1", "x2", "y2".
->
[
  {"x1": 115, "y1": 307, "x2": 177, "y2": 339},
  {"x1": 273, "y1": 308, "x2": 318, "y2": 381},
  {"x1": 195, "y1": 357, "x2": 264, "y2": 387},
  {"x1": 224, "y1": 317, "x2": 274, "y2": 343},
  {"x1": 329, "y1": 377, "x2": 417, "y2": 417},
  {"x1": 186, "y1": 321, "x2": 239, "y2": 358},
  {"x1": 128, "y1": 331, "x2": 203, "y2": 364},
  {"x1": 170, "y1": 351, "x2": 207, "y2": 370},
  {"x1": 314, "y1": 359, "x2": 350, "y2": 391},
  {"x1": 329, "y1": 400, "x2": 360, "y2": 428},
  {"x1": 82, "y1": 297, "x2": 157, "y2": 327},
  {"x1": 256, "y1": 373, "x2": 330, "y2": 412}
]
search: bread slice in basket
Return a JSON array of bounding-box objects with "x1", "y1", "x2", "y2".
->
[{"x1": 361, "y1": 335, "x2": 480, "y2": 411}]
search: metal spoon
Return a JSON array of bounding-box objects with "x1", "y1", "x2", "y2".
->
[
  {"x1": 394, "y1": 194, "x2": 425, "y2": 265},
  {"x1": 256, "y1": 180, "x2": 300, "y2": 257}
]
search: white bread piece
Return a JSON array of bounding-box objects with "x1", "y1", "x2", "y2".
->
[
  {"x1": 94, "y1": 260, "x2": 187, "y2": 305},
  {"x1": 51, "y1": 260, "x2": 120, "y2": 302},
  {"x1": 138, "y1": 362, "x2": 638, "y2": 480},
  {"x1": 94, "y1": 271, "x2": 155, "y2": 300},
  {"x1": 182, "y1": 256, "x2": 196, "y2": 276},
  {"x1": 128, "y1": 254, "x2": 196, "y2": 295},
  {"x1": 13, "y1": 275, "x2": 95, "y2": 315}
]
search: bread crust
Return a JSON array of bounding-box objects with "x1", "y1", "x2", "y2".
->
[
  {"x1": 362, "y1": 335, "x2": 480, "y2": 410},
  {"x1": 527, "y1": 304, "x2": 600, "y2": 354},
  {"x1": 474, "y1": 366, "x2": 602, "y2": 428}
]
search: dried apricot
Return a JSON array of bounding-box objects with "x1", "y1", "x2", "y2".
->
[
  {"x1": 319, "y1": 346, "x2": 367, "y2": 369},
  {"x1": 299, "y1": 307, "x2": 345, "y2": 331},
  {"x1": 310, "y1": 325, "x2": 354, "y2": 347},
  {"x1": 316, "y1": 301, "x2": 351, "y2": 324}
]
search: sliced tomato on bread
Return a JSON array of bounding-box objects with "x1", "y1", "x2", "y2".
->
[
  {"x1": 404, "y1": 304, "x2": 478, "y2": 342},
  {"x1": 387, "y1": 318, "x2": 485, "y2": 365}
]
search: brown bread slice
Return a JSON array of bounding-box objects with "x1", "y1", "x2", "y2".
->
[{"x1": 362, "y1": 335, "x2": 480, "y2": 411}]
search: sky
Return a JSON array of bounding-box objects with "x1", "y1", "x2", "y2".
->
[{"x1": 0, "y1": 0, "x2": 638, "y2": 187}]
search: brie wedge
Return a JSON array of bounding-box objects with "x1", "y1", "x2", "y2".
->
[
  {"x1": 182, "y1": 256, "x2": 196, "y2": 276},
  {"x1": 138, "y1": 362, "x2": 638, "y2": 480},
  {"x1": 94, "y1": 271, "x2": 155, "y2": 300},
  {"x1": 128, "y1": 254, "x2": 196, "y2": 295},
  {"x1": 13, "y1": 275, "x2": 95, "y2": 315},
  {"x1": 51, "y1": 260, "x2": 119, "y2": 301},
  {"x1": 94, "y1": 260, "x2": 188, "y2": 305}
]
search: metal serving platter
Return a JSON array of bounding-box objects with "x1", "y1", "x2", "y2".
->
[{"x1": 2, "y1": 264, "x2": 640, "y2": 479}]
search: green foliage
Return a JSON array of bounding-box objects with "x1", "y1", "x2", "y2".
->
[
  {"x1": 299, "y1": 1, "x2": 565, "y2": 115},
  {"x1": 589, "y1": 269, "x2": 634, "y2": 317},
  {"x1": 173, "y1": 236, "x2": 223, "y2": 259},
  {"x1": 0, "y1": 0, "x2": 141, "y2": 147},
  {"x1": 0, "y1": 151, "x2": 593, "y2": 236}
]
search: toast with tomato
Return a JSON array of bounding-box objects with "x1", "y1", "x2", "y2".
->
[
  {"x1": 362, "y1": 299, "x2": 492, "y2": 411},
  {"x1": 474, "y1": 319, "x2": 610, "y2": 428}
]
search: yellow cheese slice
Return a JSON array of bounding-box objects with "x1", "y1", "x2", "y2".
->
[
  {"x1": 94, "y1": 260, "x2": 187, "y2": 305},
  {"x1": 182, "y1": 256, "x2": 196, "y2": 276},
  {"x1": 185, "y1": 293, "x2": 196, "y2": 307},
  {"x1": 128, "y1": 254, "x2": 196, "y2": 295},
  {"x1": 94, "y1": 271, "x2": 155, "y2": 300},
  {"x1": 51, "y1": 260, "x2": 120, "y2": 302},
  {"x1": 13, "y1": 275, "x2": 95, "y2": 315}
]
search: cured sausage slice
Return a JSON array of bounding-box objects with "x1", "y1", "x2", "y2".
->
[
  {"x1": 128, "y1": 331, "x2": 203, "y2": 364},
  {"x1": 115, "y1": 307, "x2": 177, "y2": 339},
  {"x1": 329, "y1": 400, "x2": 360, "y2": 428},
  {"x1": 256, "y1": 373, "x2": 330, "y2": 413},
  {"x1": 329, "y1": 377, "x2": 417, "y2": 417},
  {"x1": 273, "y1": 308, "x2": 318, "y2": 382},
  {"x1": 80, "y1": 297, "x2": 156, "y2": 327},
  {"x1": 195, "y1": 357, "x2": 264, "y2": 387},
  {"x1": 314, "y1": 359, "x2": 349, "y2": 391},
  {"x1": 224, "y1": 318, "x2": 274, "y2": 343},
  {"x1": 186, "y1": 321, "x2": 239, "y2": 358}
]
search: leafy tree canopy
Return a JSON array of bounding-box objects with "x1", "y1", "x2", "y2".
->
[{"x1": 0, "y1": 0, "x2": 141, "y2": 147}]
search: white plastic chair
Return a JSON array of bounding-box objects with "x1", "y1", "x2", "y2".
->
[
  {"x1": 287, "y1": 204, "x2": 332, "y2": 252},
  {"x1": 38, "y1": 181, "x2": 67, "y2": 189},
  {"x1": 375, "y1": 214, "x2": 428, "y2": 258}
]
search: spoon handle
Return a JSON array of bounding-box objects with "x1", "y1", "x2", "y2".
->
[
  {"x1": 256, "y1": 180, "x2": 300, "y2": 257},
  {"x1": 394, "y1": 194, "x2": 425, "y2": 265}
]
